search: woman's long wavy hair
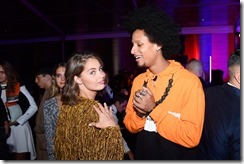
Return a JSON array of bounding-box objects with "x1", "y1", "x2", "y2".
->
[
  {"x1": 61, "y1": 51, "x2": 103, "y2": 106},
  {"x1": 47, "y1": 62, "x2": 66, "y2": 100},
  {"x1": 0, "y1": 60, "x2": 20, "y2": 94}
]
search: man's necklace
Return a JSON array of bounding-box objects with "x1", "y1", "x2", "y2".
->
[{"x1": 143, "y1": 74, "x2": 174, "y2": 108}]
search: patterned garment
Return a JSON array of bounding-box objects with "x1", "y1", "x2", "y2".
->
[
  {"x1": 43, "y1": 97, "x2": 59, "y2": 160},
  {"x1": 54, "y1": 97, "x2": 124, "y2": 160}
]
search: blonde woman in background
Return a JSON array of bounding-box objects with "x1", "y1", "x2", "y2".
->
[{"x1": 43, "y1": 62, "x2": 66, "y2": 160}]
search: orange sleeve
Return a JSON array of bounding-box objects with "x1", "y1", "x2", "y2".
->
[{"x1": 123, "y1": 76, "x2": 146, "y2": 133}]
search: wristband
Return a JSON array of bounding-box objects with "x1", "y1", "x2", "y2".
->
[{"x1": 136, "y1": 109, "x2": 153, "y2": 118}]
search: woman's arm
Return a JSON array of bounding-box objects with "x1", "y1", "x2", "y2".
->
[{"x1": 16, "y1": 85, "x2": 38, "y2": 125}]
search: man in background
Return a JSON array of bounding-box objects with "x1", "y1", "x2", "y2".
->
[
  {"x1": 197, "y1": 49, "x2": 240, "y2": 160},
  {"x1": 34, "y1": 67, "x2": 52, "y2": 160},
  {"x1": 186, "y1": 58, "x2": 208, "y2": 88}
]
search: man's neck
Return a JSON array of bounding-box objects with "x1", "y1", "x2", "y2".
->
[{"x1": 228, "y1": 81, "x2": 240, "y2": 89}]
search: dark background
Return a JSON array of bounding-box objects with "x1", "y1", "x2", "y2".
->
[{"x1": 0, "y1": 0, "x2": 240, "y2": 99}]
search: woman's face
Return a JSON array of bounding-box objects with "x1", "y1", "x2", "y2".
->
[
  {"x1": 130, "y1": 29, "x2": 159, "y2": 68},
  {"x1": 0, "y1": 65, "x2": 7, "y2": 84},
  {"x1": 78, "y1": 58, "x2": 106, "y2": 92},
  {"x1": 55, "y1": 66, "x2": 66, "y2": 89}
]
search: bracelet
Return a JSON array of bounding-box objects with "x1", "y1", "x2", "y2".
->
[
  {"x1": 136, "y1": 111, "x2": 147, "y2": 118},
  {"x1": 146, "y1": 109, "x2": 153, "y2": 115},
  {"x1": 136, "y1": 109, "x2": 153, "y2": 118},
  {"x1": 144, "y1": 104, "x2": 156, "y2": 117}
]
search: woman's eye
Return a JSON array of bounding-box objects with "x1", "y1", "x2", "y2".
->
[{"x1": 90, "y1": 71, "x2": 95, "y2": 75}]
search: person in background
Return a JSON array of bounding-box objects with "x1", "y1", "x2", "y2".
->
[
  {"x1": 34, "y1": 67, "x2": 52, "y2": 160},
  {"x1": 43, "y1": 62, "x2": 66, "y2": 160},
  {"x1": 210, "y1": 69, "x2": 224, "y2": 86},
  {"x1": 54, "y1": 51, "x2": 124, "y2": 160},
  {"x1": 0, "y1": 94, "x2": 10, "y2": 160},
  {"x1": 197, "y1": 49, "x2": 240, "y2": 160},
  {"x1": 113, "y1": 93, "x2": 135, "y2": 160},
  {"x1": 186, "y1": 58, "x2": 208, "y2": 88},
  {"x1": 0, "y1": 60, "x2": 37, "y2": 160},
  {"x1": 96, "y1": 83, "x2": 134, "y2": 160},
  {"x1": 123, "y1": 5, "x2": 205, "y2": 159}
]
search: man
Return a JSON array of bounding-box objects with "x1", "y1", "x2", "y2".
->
[
  {"x1": 34, "y1": 67, "x2": 52, "y2": 160},
  {"x1": 123, "y1": 5, "x2": 205, "y2": 159},
  {"x1": 186, "y1": 58, "x2": 208, "y2": 88},
  {"x1": 197, "y1": 49, "x2": 240, "y2": 160}
]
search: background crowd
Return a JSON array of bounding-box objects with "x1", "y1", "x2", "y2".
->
[{"x1": 0, "y1": 5, "x2": 240, "y2": 161}]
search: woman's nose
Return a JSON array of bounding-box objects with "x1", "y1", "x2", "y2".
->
[{"x1": 61, "y1": 75, "x2": 65, "y2": 81}]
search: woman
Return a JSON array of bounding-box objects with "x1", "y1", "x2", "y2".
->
[
  {"x1": 43, "y1": 62, "x2": 66, "y2": 160},
  {"x1": 0, "y1": 60, "x2": 37, "y2": 160},
  {"x1": 54, "y1": 51, "x2": 124, "y2": 160}
]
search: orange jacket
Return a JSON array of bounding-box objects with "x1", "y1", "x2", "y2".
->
[{"x1": 123, "y1": 60, "x2": 205, "y2": 148}]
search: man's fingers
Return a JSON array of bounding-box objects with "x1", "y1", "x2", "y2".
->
[{"x1": 142, "y1": 87, "x2": 153, "y2": 95}]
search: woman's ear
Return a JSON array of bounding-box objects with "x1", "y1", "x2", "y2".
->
[{"x1": 74, "y1": 75, "x2": 83, "y2": 85}]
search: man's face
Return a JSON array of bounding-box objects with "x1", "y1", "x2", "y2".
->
[
  {"x1": 35, "y1": 74, "x2": 49, "y2": 89},
  {"x1": 131, "y1": 29, "x2": 159, "y2": 68}
]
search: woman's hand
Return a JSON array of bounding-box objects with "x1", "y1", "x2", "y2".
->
[
  {"x1": 127, "y1": 150, "x2": 134, "y2": 160},
  {"x1": 9, "y1": 121, "x2": 19, "y2": 126},
  {"x1": 89, "y1": 103, "x2": 117, "y2": 128}
]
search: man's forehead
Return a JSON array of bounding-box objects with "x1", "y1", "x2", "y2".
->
[{"x1": 36, "y1": 74, "x2": 46, "y2": 78}]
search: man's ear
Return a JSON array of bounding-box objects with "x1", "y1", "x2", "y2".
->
[
  {"x1": 74, "y1": 75, "x2": 82, "y2": 85},
  {"x1": 156, "y1": 45, "x2": 162, "y2": 52},
  {"x1": 234, "y1": 72, "x2": 240, "y2": 84},
  {"x1": 47, "y1": 74, "x2": 52, "y2": 80}
]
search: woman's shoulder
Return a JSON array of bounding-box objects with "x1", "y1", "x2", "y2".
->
[
  {"x1": 45, "y1": 97, "x2": 56, "y2": 103},
  {"x1": 61, "y1": 98, "x2": 98, "y2": 111},
  {"x1": 44, "y1": 97, "x2": 57, "y2": 107},
  {"x1": 76, "y1": 98, "x2": 98, "y2": 108}
]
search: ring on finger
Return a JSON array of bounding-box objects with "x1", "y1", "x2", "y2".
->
[{"x1": 140, "y1": 90, "x2": 146, "y2": 96}]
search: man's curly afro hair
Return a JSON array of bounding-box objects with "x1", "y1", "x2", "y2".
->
[{"x1": 124, "y1": 5, "x2": 182, "y2": 59}]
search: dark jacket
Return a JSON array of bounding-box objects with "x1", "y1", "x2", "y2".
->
[{"x1": 197, "y1": 83, "x2": 240, "y2": 160}]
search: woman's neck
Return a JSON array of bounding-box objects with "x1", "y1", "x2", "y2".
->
[{"x1": 80, "y1": 91, "x2": 97, "y2": 100}]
